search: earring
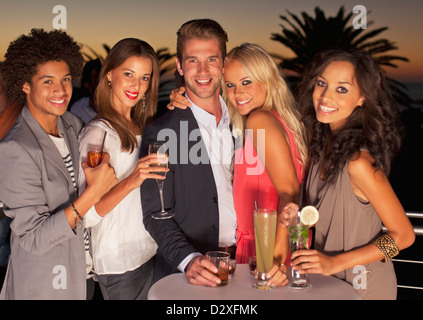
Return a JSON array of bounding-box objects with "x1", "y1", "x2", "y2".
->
[
  {"x1": 108, "y1": 81, "x2": 111, "y2": 87},
  {"x1": 142, "y1": 94, "x2": 146, "y2": 111}
]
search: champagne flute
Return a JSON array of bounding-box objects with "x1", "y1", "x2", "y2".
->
[{"x1": 148, "y1": 142, "x2": 174, "y2": 219}]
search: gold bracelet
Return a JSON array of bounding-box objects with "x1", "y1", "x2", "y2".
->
[{"x1": 372, "y1": 233, "x2": 399, "y2": 262}]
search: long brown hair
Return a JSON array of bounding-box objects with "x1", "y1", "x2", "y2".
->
[
  {"x1": 95, "y1": 38, "x2": 159, "y2": 152},
  {"x1": 298, "y1": 49, "x2": 403, "y2": 183}
]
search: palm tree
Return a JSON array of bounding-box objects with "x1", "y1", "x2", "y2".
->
[
  {"x1": 81, "y1": 43, "x2": 110, "y2": 62},
  {"x1": 271, "y1": 6, "x2": 412, "y2": 107},
  {"x1": 155, "y1": 47, "x2": 176, "y2": 101}
]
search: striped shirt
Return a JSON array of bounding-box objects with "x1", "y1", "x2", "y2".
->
[
  {"x1": 49, "y1": 133, "x2": 77, "y2": 192},
  {"x1": 49, "y1": 133, "x2": 92, "y2": 275},
  {"x1": 63, "y1": 153, "x2": 77, "y2": 191}
]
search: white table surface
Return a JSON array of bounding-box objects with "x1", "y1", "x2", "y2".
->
[{"x1": 148, "y1": 264, "x2": 361, "y2": 300}]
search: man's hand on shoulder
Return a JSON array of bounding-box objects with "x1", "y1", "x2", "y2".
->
[{"x1": 167, "y1": 86, "x2": 191, "y2": 110}]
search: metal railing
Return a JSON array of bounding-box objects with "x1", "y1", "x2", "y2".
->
[
  {"x1": 387, "y1": 211, "x2": 423, "y2": 294},
  {"x1": 405, "y1": 211, "x2": 423, "y2": 236},
  {"x1": 382, "y1": 211, "x2": 423, "y2": 236}
]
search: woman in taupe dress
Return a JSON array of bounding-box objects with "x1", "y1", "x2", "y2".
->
[{"x1": 282, "y1": 49, "x2": 415, "y2": 299}]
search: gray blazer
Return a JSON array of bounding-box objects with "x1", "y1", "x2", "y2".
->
[{"x1": 0, "y1": 106, "x2": 86, "y2": 299}]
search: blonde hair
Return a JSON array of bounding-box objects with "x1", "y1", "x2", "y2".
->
[
  {"x1": 224, "y1": 43, "x2": 308, "y2": 169},
  {"x1": 95, "y1": 38, "x2": 159, "y2": 153}
]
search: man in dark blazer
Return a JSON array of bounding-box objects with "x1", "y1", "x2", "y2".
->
[{"x1": 141, "y1": 19, "x2": 237, "y2": 287}]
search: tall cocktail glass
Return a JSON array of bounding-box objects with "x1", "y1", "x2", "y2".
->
[
  {"x1": 287, "y1": 206, "x2": 311, "y2": 289},
  {"x1": 253, "y1": 208, "x2": 277, "y2": 290}
]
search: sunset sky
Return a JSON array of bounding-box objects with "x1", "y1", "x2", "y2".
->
[{"x1": 1, "y1": 0, "x2": 422, "y2": 82}]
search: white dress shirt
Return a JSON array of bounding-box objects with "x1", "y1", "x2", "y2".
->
[
  {"x1": 178, "y1": 95, "x2": 237, "y2": 272},
  {"x1": 189, "y1": 95, "x2": 237, "y2": 247}
]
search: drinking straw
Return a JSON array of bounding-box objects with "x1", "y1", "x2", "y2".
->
[
  {"x1": 100, "y1": 131, "x2": 107, "y2": 161},
  {"x1": 297, "y1": 181, "x2": 304, "y2": 223},
  {"x1": 298, "y1": 181, "x2": 304, "y2": 211},
  {"x1": 255, "y1": 200, "x2": 258, "y2": 211}
]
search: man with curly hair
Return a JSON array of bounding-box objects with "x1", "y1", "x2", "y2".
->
[{"x1": 0, "y1": 29, "x2": 117, "y2": 299}]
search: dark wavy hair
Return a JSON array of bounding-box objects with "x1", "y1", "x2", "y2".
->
[
  {"x1": 298, "y1": 49, "x2": 403, "y2": 184},
  {"x1": 3, "y1": 28, "x2": 84, "y2": 105}
]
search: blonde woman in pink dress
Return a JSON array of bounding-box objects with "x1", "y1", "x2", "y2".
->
[
  {"x1": 223, "y1": 44, "x2": 308, "y2": 280},
  {"x1": 169, "y1": 43, "x2": 308, "y2": 287}
]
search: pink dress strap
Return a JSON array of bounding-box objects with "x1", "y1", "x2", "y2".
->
[{"x1": 233, "y1": 110, "x2": 305, "y2": 264}]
